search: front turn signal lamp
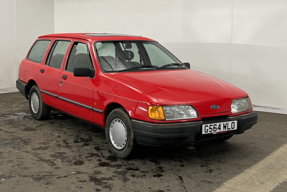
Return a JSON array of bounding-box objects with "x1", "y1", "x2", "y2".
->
[{"x1": 148, "y1": 106, "x2": 165, "y2": 120}]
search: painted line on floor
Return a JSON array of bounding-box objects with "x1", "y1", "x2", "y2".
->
[
  {"x1": 214, "y1": 143, "x2": 287, "y2": 192},
  {"x1": 253, "y1": 104, "x2": 287, "y2": 115}
]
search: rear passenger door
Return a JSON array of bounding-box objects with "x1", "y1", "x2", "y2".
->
[
  {"x1": 37, "y1": 40, "x2": 71, "y2": 108},
  {"x1": 58, "y1": 41, "x2": 95, "y2": 122}
]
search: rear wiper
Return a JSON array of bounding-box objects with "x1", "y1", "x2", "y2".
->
[{"x1": 156, "y1": 63, "x2": 186, "y2": 70}]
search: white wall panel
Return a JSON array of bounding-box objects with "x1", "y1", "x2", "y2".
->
[
  {"x1": 231, "y1": 0, "x2": 287, "y2": 109},
  {"x1": 0, "y1": 0, "x2": 54, "y2": 89},
  {"x1": 230, "y1": 44, "x2": 287, "y2": 107},
  {"x1": 0, "y1": 0, "x2": 16, "y2": 89},
  {"x1": 178, "y1": 0, "x2": 233, "y2": 43},
  {"x1": 16, "y1": 0, "x2": 54, "y2": 63},
  {"x1": 55, "y1": 0, "x2": 180, "y2": 42},
  {"x1": 165, "y1": 42, "x2": 232, "y2": 82},
  {"x1": 128, "y1": 0, "x2": 179, "y2": 42},
  {"x1": 233, "y1": 0, "x2": 287, "y2": 47},
  {"x1": 54, "y1": 0, "x2": 233, "y2": 43}
]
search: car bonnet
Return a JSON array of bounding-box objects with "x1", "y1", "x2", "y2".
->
[{"x1": 106, "y1": 69, "x2": 248, "y2": 115}]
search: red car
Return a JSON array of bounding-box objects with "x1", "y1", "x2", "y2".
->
[{"x1": 16, "y1": 33, "x2": 257, "y2": 158}]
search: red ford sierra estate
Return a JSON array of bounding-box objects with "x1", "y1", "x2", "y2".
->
[{"x1": 16, "y1": 33, "x2": 258, "y2": 158}]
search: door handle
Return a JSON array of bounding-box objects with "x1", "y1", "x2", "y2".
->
[
  {"x1": 62, "y1": 75, "x2": 67, "y2": 80},
  {"x1": 40, "y1": 69, "x2": 45, "y2": 73}
]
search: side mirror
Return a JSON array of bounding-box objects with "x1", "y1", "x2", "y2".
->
[
  {"x1": 183, "y1": 62, "x2": 190, "y2": 69},
  {"x1": 73, "y1": 68, "x2": 95, "y2": 78}
]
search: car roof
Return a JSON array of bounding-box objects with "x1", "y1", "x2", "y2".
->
[{"x1": 38, "y1": 33, "x2": 155, "y2": 42}]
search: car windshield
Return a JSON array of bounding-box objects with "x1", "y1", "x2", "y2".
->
[{"x1": 94, "y1": 41, "x2": 186, "y2": 72}]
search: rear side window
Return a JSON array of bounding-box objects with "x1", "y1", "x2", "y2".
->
[
  {"x1": 46, "y1": 40, "x2": 71, "y2": 69},
  {"x1": 27, "y1": 40, "x2": 51, "y2": 63}
]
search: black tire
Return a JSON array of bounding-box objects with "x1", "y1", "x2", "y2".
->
[
  {"x1": 105, "y1": 108, "x2": 135, "y2": 158},
  {"x1": 29, "y1": 85, "x2": 50, "y2": 120}
]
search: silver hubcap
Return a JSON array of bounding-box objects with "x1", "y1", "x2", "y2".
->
[
  {"x1": 109, "y1": 118, "x2": 127, "y2": 150},
  {"x1": 31, "y1": 92, "x2": 39, "y2": 114}
]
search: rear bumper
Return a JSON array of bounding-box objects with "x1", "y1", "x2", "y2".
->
[
  {"x1": 132, "y1": 112, "x2": 258, "y2": 146},
  {"x1": 16, "y1": 79, "x2": 28, "y2": 99}
]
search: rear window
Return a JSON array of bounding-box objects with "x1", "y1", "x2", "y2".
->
[{"x1": 27, "y1": 40, "x2": 51, "y2": 63}]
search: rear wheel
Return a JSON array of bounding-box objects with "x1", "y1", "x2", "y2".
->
[
  {"x1": 29, "y1": 85, "x2": 50, "y2": 120},
  {"x1": 105, "y1": 108, "x2": 135, "y2": 158}
]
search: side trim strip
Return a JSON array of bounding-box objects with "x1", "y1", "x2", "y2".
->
[
  {"x1": 58, "y1": 96, "x2": 93, "y2": 110},
  {"x1": 40, "y1": 89, "x2": 103, "y2": 114},
  {"x1": 92, "y1": 108, "x2": 103, "y2": 113},
  {"x1": 40, "y1": 90, "x2": 58, "y2": 98}
]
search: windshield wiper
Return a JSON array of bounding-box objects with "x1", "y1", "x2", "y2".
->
[
  {"x1": 115, "y1": 65, "x2": 158, "y2": 72},
  {"x1": 156, "y1": 63, "x2": 186, "y2": 70},
  {"x1": 115, "y1": 66, "x2": 142, "y2": 72},
  {"x1": 141, "y1": 65, "x2": 158, "y2": 68}
]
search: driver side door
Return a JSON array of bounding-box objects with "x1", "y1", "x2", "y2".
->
[{"x1": 58, "y1": 40, "x2": 95, "y2": 122}]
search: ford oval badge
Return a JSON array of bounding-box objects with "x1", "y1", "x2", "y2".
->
[{"x1": 211, "y1": 105, "x2": 219, "y2": 109}]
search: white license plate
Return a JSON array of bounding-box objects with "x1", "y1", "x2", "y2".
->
[{"x1": 202, "y1": 121, "x2": 237, "y2": 134}]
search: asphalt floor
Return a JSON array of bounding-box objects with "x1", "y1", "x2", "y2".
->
[{"x1": 0, "y1": 92, "x2": 286, "y2": 192}]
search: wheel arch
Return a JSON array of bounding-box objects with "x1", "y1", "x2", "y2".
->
[
  {"x1": 25, "y1": 79, "x2": 37, "y2": 99},
  {"x1": 104, "y1": 102, "x2": 128, "y2": 124}
]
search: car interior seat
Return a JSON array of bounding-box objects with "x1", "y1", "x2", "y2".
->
[{"x1": 49, "y1": 54, "x2": 64, "y2": 69}]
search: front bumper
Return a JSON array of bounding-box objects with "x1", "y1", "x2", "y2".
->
[{"x1": 132, "y1": 112, "x2": 258, "y2": 146}]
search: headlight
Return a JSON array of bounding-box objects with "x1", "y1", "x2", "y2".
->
[
  {"x1": 163, "y1": 105, "x2": 198, "y2": 120},
  {"x1": 231, "y1": 97, "x2": 252, "y2": 113},
  {"x1": 148, "y1": 105, "x2": 198, "y2": 120}
]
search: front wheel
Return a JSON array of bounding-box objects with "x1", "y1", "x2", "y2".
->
[
  {"x1": 29, "y1": 85, "x2": 50, "y2": 120},
  {"x1": 105, "y1": 108, "x2": 135, "y2": 158}
]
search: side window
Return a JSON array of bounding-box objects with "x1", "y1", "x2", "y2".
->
[
  {"x1": 46, "y1": 40, "x2": 71, "y2": 69},
  {"x1": 27, "y1": 40, "x2": 51, "y2": 63},
  {"x1": 66, "y1": 42, "x2": 94, "y2": 73}
]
